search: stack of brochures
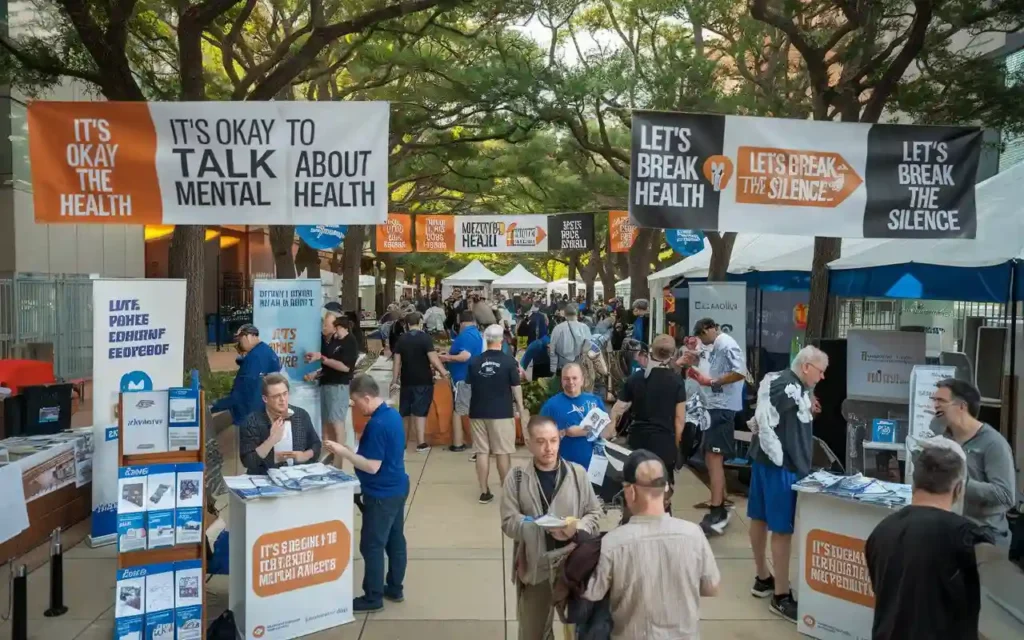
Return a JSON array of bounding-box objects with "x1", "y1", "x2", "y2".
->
[
  {"x1": 793, "y1": 471, "x2": 911, "y2": 508},
  {"x1": 225, "y1": 464, "x2": 358, "y2": 500}
]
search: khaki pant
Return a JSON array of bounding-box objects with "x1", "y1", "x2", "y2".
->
[{"x1": 518, "y1": 581, "x2": 555, "y2": 640}]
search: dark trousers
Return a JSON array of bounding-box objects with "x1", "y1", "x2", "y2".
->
[
  {"x1": 359, "y1": 493, "x2": 408, "y2": 605},
  {"x1": 628, "y1": 428, "x2": 678, "y2": 485}
]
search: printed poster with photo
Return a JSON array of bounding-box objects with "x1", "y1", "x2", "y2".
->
[{"x1": 629, "y1": 110, "x2": 982, "y2": 238}]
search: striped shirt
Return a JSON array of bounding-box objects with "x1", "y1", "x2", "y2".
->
[{"x1": 584, "y1": 514, "x2": 720, "y2": 639}]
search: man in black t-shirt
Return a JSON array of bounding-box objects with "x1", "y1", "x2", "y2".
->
[
  {"x1": 866, "y1": 442, "x2": 990, "y2": 640},
  {"x1": 610, "y1": 334, "x2": 686, "y2": 488},
  {"x1": 307, "y1": 316, "x2": 360, "y2": 464},
  {"x1": 467, "y1": 324, "x2": 525, "y2": 504},
  {"x1": 392, "y1": 312, "x2": 449, "y2": 453}
]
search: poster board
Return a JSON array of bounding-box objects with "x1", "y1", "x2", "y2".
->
[
  {"x1": 845, "y1": 330, "x2": 926, "y2": 403},
  {"x1": 91, "y1": 279, "x2": 186, "y2": 546},
  {"x1": 688, "y1": 282, "x2": 747, "y2": 353}
]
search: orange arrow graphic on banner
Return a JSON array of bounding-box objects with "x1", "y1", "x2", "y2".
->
[
  {"x1": 735, "y1": 146, "x2": 863, "y2": 208},
  {"x1": 505, "y1": 223, "x2": 546, "y2": 247}
]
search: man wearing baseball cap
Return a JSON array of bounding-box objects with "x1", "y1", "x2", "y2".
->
[
  {"x1": 584, "y1": 450, "x2": 720, "y2": 638},
  {"x1": 212, "y1": 324, "x2": 282, "y2": 426}
]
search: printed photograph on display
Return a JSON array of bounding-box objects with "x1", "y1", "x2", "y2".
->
[{"x1": 628, "y1": 111, "x2": 982, "y2": 239}]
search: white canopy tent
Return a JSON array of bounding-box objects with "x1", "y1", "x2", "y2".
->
[
  {"x1": 828, "y1": 163, "x2": 1024, "y2": 271},
  {"x1": 546, "y1": 278, "x2": 603, "y2": 298},
  {"x1": 491, "y1": 264, "x2": 547, "y2": 289},
  {"x1": 441, "y1": 259, "x2": 500, "y2": 298}
]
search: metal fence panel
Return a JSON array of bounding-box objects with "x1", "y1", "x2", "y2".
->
[{"x1": 0, "y1": 274, "x2": 93, "y2": 380}]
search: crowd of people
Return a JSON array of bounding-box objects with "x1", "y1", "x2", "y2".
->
[{"x1": 210, "y1": 286, "x2": 1019, "y2": 638}]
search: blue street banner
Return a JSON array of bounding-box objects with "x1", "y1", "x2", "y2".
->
[
  {"x1": 297, "y1": 225, "x2": 348, "y2": 250},
  {"x1": 665, "y1": 229, "x2": 705, "y2": 257},
  {"x1": 253, "y1": 280, "x2": 323, "y2": 435}
]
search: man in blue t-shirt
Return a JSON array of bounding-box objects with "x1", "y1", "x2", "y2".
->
[
  {"x1": 323, "y1": 374, "x2": 409, "y2": 613},
  {"x1": 539, "y1": 363, "x2": 606, "y2": 469},
  {"x1": 439, "y1": 310, "x2": 483, "y2": 453}
]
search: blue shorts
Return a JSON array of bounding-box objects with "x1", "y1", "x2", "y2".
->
[
  {"x1": 746, "y1": 461, "x2": 799, "y2": 534},
  {"x1": 399, "y1": 385, "x2": 434, "y2": 418}
]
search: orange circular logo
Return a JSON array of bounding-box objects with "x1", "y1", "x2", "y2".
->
[
  {"x1": 803, "y1": 615, "x2": 816, "y2": 628},
  {"x1": 253, "y1": 626, "x2": 266, "y2": 637},
  {"x1": 702, "y1": 155, "x2": 734, "y2": 192}
]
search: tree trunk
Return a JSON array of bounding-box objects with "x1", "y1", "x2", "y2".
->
[
  {"x1": 567, "y1": 252, "x2": 579, "y2": 298},
  {"x1": 383, "y1": 255, "x2": 397, "y2": 307},
  {"x1": 295, "y1": 241, "x2": 320, "y2": 278},
  {"x1": 805, "y1": 237, "x2": 841, "y2": 341},
  {"x1": 341, "y1": 225, "x2": 366, "y2": 311},
  {"x1": 594, "y1": 249, "x2": 616, "y2": 303},
  {"x1": 168, "y1": 226, "x2": 210, "y2": 377},
  {"x1": 269, "y1": 226, "x2": 297, "y2": 278},
  {"x1": 629, "y1": 228, "x2": 657, "y2": 301},
  {"x1": 706, "y1": 232, "x2": 737, "y2": 281}
]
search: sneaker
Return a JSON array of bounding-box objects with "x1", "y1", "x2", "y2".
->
[
  {"x1": 448, "y1": 444, "x2": 467, "y2": 452},
  {"x1": 415, "y1": 443, "x2": 430, "y2": 453},
  {"x1": 699, "y1": 507, "x2": 732, "y2": 536},
  {"x1": 479, "y1": 491, "x2": 494, "y2": 504},
  {"x1": 751, "y1": 575, "x2": 775, "y2": 598},
  {"x1": 769, "y1": 592, "x2": 798, "y2": 623},
  {"x1": 469, "y1": 453, "x2": 478, "y2": 462},
  {"x1": 353, "y1": 596, "x2": 384, "y2": 613},
  {"x1": 383, "y1": 590, "x2": 404, "y2": 603}
]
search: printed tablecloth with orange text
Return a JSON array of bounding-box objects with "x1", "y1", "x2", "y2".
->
[{"x1": 27, "y1": 101, "x2": 389, "y2": 225}]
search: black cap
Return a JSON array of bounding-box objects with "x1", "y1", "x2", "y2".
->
[
  {"x1": 622, "y1": 449, "x2": 668, "y2": 487},
  {"x1": 692, "y1": 317, "x2": 718, "y2": 335},
  {"x1": 236, "y1": 323, "x2": 259, "y2": 337}
]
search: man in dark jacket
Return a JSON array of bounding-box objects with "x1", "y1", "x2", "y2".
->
[{"x1": 212, "y1": 324, "x2": 281, "y2": 425}]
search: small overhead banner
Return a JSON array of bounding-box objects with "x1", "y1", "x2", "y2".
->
[
  {"x1": 547, "y1": 213, "x2": 595, "y2": 251},
  {"x1": 609, "y1": 210, "x2": 638, "y2": 252},
  {"x1": 296, "y1": 225, "x2": 347, "y2": 250},
  {"x1": 27, "y1": 101, "x2": 389, "y2": 225},
  {"x1": 666, "y1": 229, "x2": 705, "y2": 257},
  {"x1": 629, "y1": 111, "x2": 982, "y2": 239},
  {"x1": 376, "y1": 213, "x2": 412, "y2": 252},
  {"x1": 415, "y1": 215, "x2": 455, "y2": 252}
]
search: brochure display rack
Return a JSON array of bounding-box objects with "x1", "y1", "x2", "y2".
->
[{"x1": 115, "y1": 390, "x2": 207, "y2": 640}]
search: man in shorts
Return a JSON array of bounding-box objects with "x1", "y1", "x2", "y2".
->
[
  {"x1": 467, "y1": 324, "x2": 525, "y2": 503},
  {"x1": 392, "y1": 312, "x2": 449, "y2": 453},
  {"x1": 690, "y1": 318, "x2": 745, "y2": 536},
  {"x1": 439, "y1": 310, "x2": 483, "y2": 453},
  {"x1": 747, "y1": 346, "x2": 827, "y2": 622}
]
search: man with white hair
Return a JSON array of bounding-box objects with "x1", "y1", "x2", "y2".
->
[
  {"x1": 745, "y1": 345, "x2": 827, "y2": 623},
  {"x1": 467, "y1": 324, "x2": 526, "y2": 503}
]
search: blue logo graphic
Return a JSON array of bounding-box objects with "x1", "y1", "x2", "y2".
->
[
  {"x1": 665, "y1": 229, "x2": 705, "y2": 257},
  {"x1": 297, "y1": 225, "x2": 348, "y2": 250},
  {"x1": 120, "y1": 371, "x2": 153, "y2": 392},
  {"x1": 872, "y1": 418, "x2": 898, "y2": 443}
]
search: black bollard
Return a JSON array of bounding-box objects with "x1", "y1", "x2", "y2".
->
[
  {"x1": 43, "y1": 528, "x2": 68, "y2": 617},
  {"x1": 12, "y1": 564, "x2": 27, "y2": 640}
]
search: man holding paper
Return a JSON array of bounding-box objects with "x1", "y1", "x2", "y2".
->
[
  {"x1": 238, "y1": 373, "x2": 321, "y2": 475},
  {"x1": 500, "y1": 415, "x2": 603, "y2": 640}
]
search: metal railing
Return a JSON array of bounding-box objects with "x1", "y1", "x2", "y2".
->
[{"x1": 0, "y1": 274, "x2": 93, "y2": 380}]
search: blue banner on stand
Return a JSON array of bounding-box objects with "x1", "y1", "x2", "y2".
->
[
  {"x1": 666, "y1": 229, "x2": 705, "y2": 257},
  {"x1": 297, "y1": 225, "x2": 348, "y2": 250},
  {"x1": 253, "y1": 280, "x2": 323, "y2": 435}
]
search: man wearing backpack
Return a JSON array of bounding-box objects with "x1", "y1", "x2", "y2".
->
[{"x1": 548, "y1": 306, "x2": 592, "y2": 379}]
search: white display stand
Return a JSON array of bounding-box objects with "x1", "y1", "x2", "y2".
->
[
  {"x1": 796, "y1": 491, "x2": 904, "y2": 640},
  {"x1": 228, "y1": 482, "x2": 358, "y2": 640}
]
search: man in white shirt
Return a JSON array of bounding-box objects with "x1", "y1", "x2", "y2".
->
[
  {"x1": 584, "y1": 450, "x2": 720, "y2": 639},
  {"x1": 688, "y1": 318, "x2": 745, "y2": 536},
  {"x1": 423, "y1": 297, "x2": 446, "y2": 334}
]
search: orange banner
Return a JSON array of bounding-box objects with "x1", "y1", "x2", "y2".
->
[
  {"x1": 251, "y1": 520, "x2": 351, "y2": 597},
  {"x1": 736, "y1": 147, "x2": 862, "y2": 208},
  {"x1": 415, "y1": 214, "x2": 455, "y2": 252},
  {"x1": 804, "y1": 528, "x2": 875, "y2": 608},
  {"x1": 29, "y1": 102, "x2": 164, "y2": 224},
  {"x1": 608, "y1": 210, "x2": 638, "y2": 252},
  {"x1": 376, "y1": 213, "x2": 412, "y2": 252}
]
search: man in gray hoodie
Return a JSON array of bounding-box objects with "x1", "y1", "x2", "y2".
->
[
  {"x1": 548, "y1": 306, "x2": 592, "y2": 377},
  {"x1": 932, "y1": 378, "x2": 1017, "y2": 546}
]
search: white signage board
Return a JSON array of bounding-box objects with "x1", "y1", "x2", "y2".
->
[
  {"x1": 91, "y1": 279, "x2": 185, "y2": 545},
  {"x1": 898, "y1": 300, "x2": 957, "y2": 358},
  {"x1": 688, "y1": 282, "x2": 747, "y2": 354},
  {"x1": 845, "y1": 330, "x2": 926, "y2": 403}
]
